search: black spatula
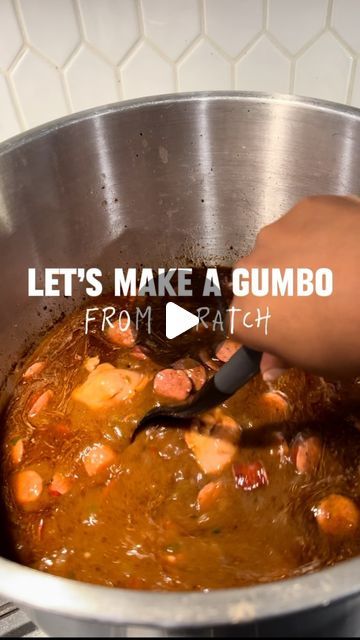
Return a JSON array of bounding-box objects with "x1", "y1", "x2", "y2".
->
[{"x1": 131, "y1": 346, "x2": 262, "y2": 441}]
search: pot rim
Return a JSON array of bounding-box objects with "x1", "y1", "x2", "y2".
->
[
  {"x1": 0, "y1": 90, "x2": 359, "y2": 158},
  {"x1": 0, "y1": 555, "x2": 360, "y2": 627},
  {"x1": 1, "y1": 91, "x2": 360, "y2": 627}
]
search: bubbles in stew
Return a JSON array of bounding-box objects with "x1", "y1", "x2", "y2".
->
[{"x1": 2, "y1": 268, "x2": 360, "y2": 591}]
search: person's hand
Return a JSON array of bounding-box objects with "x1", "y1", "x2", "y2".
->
[{"x1": 230, "y1": 195, "x2": 360, "y2": 380}]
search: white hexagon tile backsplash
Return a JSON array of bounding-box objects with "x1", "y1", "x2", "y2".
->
[{"x1": 0, "y1": 0, "x2": 360, "y2": 142}]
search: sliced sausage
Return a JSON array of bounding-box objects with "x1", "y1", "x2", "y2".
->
[
  {"x1": 185, "y1": 429, "x2": 236, "y2": 475},
  {"x1": 173, "y1": 358, "x2": 206, "y2": 391},
  {"x1": 153, "y1": 368, "x2": 192, "y2": 402},
  {"x1": 292, "y1": 435, "x2": 322, "y2": 474},
  {"x1": 83, "y1": 443, "x2": 116, "y2": 477},
  {"x1": 259, "y1": 390, "x2": 289, "y2": 421},
  {"x1": 106, "y1": 318, "x2": 137, "y2": 348},
  {"x1": 233, "y1": 461, "x2": 269, "y2": 491},
  {"x1": 215, "y1": 339, "x2": 241, "y2": 363},
  {"x1": 314, "y1": 494, "x2": 360, "y2": 537},
  {"x1": 13, "y1": 470, "x2": 43, "y2": 505}
]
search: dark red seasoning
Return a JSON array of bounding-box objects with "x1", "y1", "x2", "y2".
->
[{"x1": 233, "y1": 461, "x2": 269, "y2": 491}]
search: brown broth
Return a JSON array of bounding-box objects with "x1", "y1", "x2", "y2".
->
[{"x1": 1, "y1": 269, "x2": 360, "y2": 591}]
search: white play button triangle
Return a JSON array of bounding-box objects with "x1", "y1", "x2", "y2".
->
[{"x1": 166, "y1": 302, "x2": 199, "y2": 339}]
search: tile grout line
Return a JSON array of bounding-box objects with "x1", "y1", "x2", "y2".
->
[
  {"x1": 347, "y1": 56, "x2": 358, "y2": 105},
  {"x1": 6, "y1": 0, "x2": 29, "y2": 130},
  {"x1": 0, "y1": 0, "x2": 359, "y2": 138}
]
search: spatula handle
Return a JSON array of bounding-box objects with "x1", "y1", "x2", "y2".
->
[{"x1": 214, "y1": 346, "x2": 262, "y2": 395}]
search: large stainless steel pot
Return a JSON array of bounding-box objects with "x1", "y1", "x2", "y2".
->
[{"x1": 0, "y1": 92, "x2": 360, "y2": 637}]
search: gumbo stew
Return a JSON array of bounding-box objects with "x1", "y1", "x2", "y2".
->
[{"x1": 2, "y1": 269, "x2": 360, "y2": 591}]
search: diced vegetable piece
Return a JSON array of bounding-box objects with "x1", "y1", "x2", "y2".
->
[
  {"x1": 215, "y1": 339, "x2": 242, "y2": 363},
  {"x1": 200, "y1": 409, "x2": 241, "y2": 443},
  {"x1": 72, "y1": 363, "x2": 146, "y2": 410},
  {"x1": 130, "y1": 345, "x2": 149, "y2": 360},
  {"x1": 83, "y1": 443, "x2": 116, "y2": 476},
  {"x1": 219, "y1": 414, "x2": 239, "y2": 432},
  {"x1": 313, "y1": 494, "x2": 360, "y2": 537},
  {"x1": 153, "y1": 369, "x2": 192, "y2": 401},
  {"x1": 13, "y1": 470, "x2": 43, "y2": 505},
  {"x1": 28, "y1": 389, "x2": 54, "y2": 418},
  {"x1": 185, "y1": 430, "x2": 236, "y2": 475},
  {"x1": 198, "y1": 349, "x2": 219, "y2": 371},
  {"x1": 259, "y1": 390, "x2": 289, "y2": 420},
  {"x1": 163, "y1": 554, "x2": 178, "y2": 565},
  {"x1": 161, "y1": 553, "x2": 185, "y2": 567},
  {"x1": 233, "y1": 461, "x2": 269, "y2": 491},
  {"x1": 11, "y1": 439, "x2": 24, "y2": 465},
  {"x1": 199, "y1": 412, "x2": 217, "y2": 428},
  {"x1": 37, "y1": 518, "x2": 44, "y2": 540},
  {"x1": 270, "y1": 432, "x2": 290, "y2": 463},
  {"x1": 23, "y1": 361, "x2": 45, "y2": 380},
  {"x1": 84, "y1": 356, "x2": 100, "y2": 372},
  {"x1": 106, "y1": 318, "x2": 137, "y2": 348},
  {"x1": 102, "y1": 477, "x2": 118, "y2": 499},
  {"x1": 49, "y1": 473, "x2": 72, "y2": 496},
  {"x1": 197, "y1": 481, "x2": 223, "y2": 512},
  {"x1": 292, "y1": 435, "x2": 322, "y2": 474},
  {"x1": 54, "y1": 420, "x2": 72, "y2": 436},
  {"x1": 173, "y1": 358, "x2": 206, "y2": 391}
]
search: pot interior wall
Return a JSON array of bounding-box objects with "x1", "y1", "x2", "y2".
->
[{"x1": 0, "y1": 93, "x2": 359, "y2": 391}]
